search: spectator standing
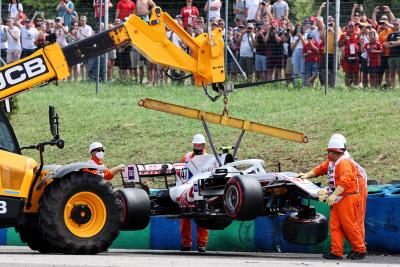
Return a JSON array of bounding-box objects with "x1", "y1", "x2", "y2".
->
[
  {"x1": 290, "y1": 23, "x2": 305, "y2": 86},
  {"x1": 3, "y1": 18, "x2": 21, "y2": 63},
  {"x1": 256, "y1": 1, "x2": 273, "y2": 22},
  {"x1": 8, "y1": 0, "x2": 23, "y2": 21},
  {"x1": 303, "y1": 32, "x2": 319, "y2": 86},
  {"x1": 238, "y1": 23, "x2": 256, "y2": 81},
  {"x1": 233, "y1": 0, "x2": 247, "y2": 23},
  {"x1": 19, "y1": 19, "x2": 38, "y2": 59},
  {"x1": 267, "y1": 21, "x2": 283, "y2": 81},
  {"x1": 254, "y1": 24, "x2": 268, "y2": 81},
  {"x1": 359, "y1": 25, "x2": 371, "y2": 88},
  {"x1": 378, "y1": 15, "x2": 393, "y2": 88},
  {"x1": 180, "y1": 0, "x2": 200, "y2": 28},
  {"x1": 115, "y1": 0, "x2": 136, "y2": 21},
  {"x1": 94, "y1": 0, "x2": 113, "y2": 21},
  {"x1": 338, "y1": 22, "x2": 360, "y2": 87},
  {"x1": 384, "y1": 19, "x2": 400, "y2": 89},
  {"x1": 54, "y1": 17, "x2": 68, "y2": 48},
  {"x1": 365, "y1": 30, "x2": 383, "y2": 88},
  {"x1": 77, "y1": 16, "x2": 93, "y2": 81},
  {"x1": 56, "y1": 0, "x2": 75, "y2": 30},
  {"x1": 66, "y1": 22, "x2": 79, "y2": 81},
  {"x1": 0, "y1": 19, "x2": 8, "y2": 64},
  {"x1": 135, "y1": 0, "x2": 156, "y2": 21},
  {"x1": 204, "y1": 0, "x2": 222, "y2": 22},
  {"x1": 271, "y1": 0, "x2": 289, "y2": 20},
  {"x1": 36, "y1": 23, "x2": 48, "y2": 48},
  {"x1": 245, "y1": 0, "x2": 260, "y2": 22}
]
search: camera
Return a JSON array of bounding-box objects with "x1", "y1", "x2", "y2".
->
[{"x1": 261, "y1": 1, "x2": 266, "y2": 5}]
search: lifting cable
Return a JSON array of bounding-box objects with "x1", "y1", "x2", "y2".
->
[{"x1": 162, "y1": 67, "x2": 193, "y2": 81}]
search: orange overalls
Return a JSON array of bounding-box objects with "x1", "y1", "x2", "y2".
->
[
  {"x1": 180, "y1": 151, "x2": 208, "y2": 248},
  {"x1": 84, "y1": 156, "x2": 113, "y2": 180},
  {"x1": 313, "y1": 157, "x2": 366, "y2": 256}
]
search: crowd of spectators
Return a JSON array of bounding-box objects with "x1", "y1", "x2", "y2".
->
[{"x1": 0, "y1": 0, "x2": 399, "y2": 89}]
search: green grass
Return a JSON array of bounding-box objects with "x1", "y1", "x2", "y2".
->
[{"x1": 10, "y1": 81, "x2": 400, "y2": 184}]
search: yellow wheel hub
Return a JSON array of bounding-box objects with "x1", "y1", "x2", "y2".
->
[{"x1": 64, "y1": 191, "x2": 107, "y2": 238}]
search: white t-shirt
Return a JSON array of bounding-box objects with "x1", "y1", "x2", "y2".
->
[
  {"x1": 208, "y1": 0, "x2": 221, "y2": 21},
  {"x1": 290, "y1": 35, "x2": 303, "y2": 49},
  {"x1": 272, "y1": 1, "x2": 289, "y2": 20},
  {"x1": 246, "y1": 0, "x2": 260, "y2": 21},
  {"x1": 55, "y1": 28, "x2": 68, "y2": 47},
  {"x1": 77, "y1": 25, "x2": 93, "y2": 41},
  {"x1": 6, "y1": 26, "x2": 21, "y2": 50},
  {"x1": 8, "y1": 3, "x2": 23, "y2": 19},
  {"x1": 1, "y1": 25, "x2": 8, "y2": 49},
  {"x1": 240, "y1": 32, "x2": 255, "y2": 57},
  {"x1": 168, "y1": 30, "x2": 183, "y2": 50},
  {"x1": 21, "y1": 27, "x2": 38, "y2": 49}
]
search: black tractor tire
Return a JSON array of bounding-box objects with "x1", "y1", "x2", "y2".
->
[
  {"x1": 118, "y1": 188, "x2": 151, "y2": 231},
  {"x1": 38, "y1": 172, "x2": 123, "y2": 254},
  {"x1": 223, "y1": 175, "x2": 263, "y2": 221},
  {"x1": 16, "y1": 217, "x2": 56, "y2": 253},
  {"x1": 283, "y1": 212, "x2": 328, "y2": 245},
  {"x1": 194, "y1": 217, "x2": 233, "y2": 230}
]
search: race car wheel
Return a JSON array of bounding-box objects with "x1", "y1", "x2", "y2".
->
[
  {"x1": 223, "y1": 175, "x2": 263, "y2": 221},
  {"x1": 194, "y1": 217, "x2": 233, "y2": 230},
  {"x1": 16, "y1": 215, "x2": 56, "y2": 253},
  {"x1": 38, "y1": 172, "x2": 123, "y2": 254},
  {"x1": 283, "y1": 209, "x2": 328, "y2": 245},
  {"x1": 118, "y1": 188, "x2": 151, "y2": 231}
]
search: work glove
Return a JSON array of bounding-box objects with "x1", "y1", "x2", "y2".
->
[
  {"x1": 297, "y1": 171, "x2": 314, "y2": 179},
  {"x1": 117, "y1": 164, "x2": 126, "y2": 171},
  {"x1": 325, "y1": 186, "x2": 344, "y2": 206},
  {"x1": 317, "y1": 188, "x2": 328, "y2": 202}
]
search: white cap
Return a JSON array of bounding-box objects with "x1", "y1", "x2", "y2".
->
[
  {"x1": 89, "y1": 142, "x2": 103, "y2": 154},
  {"x1": 326, "y1": 136, "x2": 346, "y2": 152},
  {"x1": 192, "y1": 134, "x2": 206, "y2": 144}
]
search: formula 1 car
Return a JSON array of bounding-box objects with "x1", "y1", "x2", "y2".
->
[{"x1": 118, "y1": 152, "x2": 328, "y2": 245}]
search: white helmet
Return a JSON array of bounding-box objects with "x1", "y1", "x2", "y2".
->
[
  {"x1": 330, "y1": 133, "x2": 347, "y2": 145},
  {"x1": 89, "y1": 142, "x2": 104, "y2": 154},
  {"x1": 326, "y1": 136, "x2": 346, "y2": 152},
  {"x1": 192, "y1": 134, "x2": 206, "y2": 144}
]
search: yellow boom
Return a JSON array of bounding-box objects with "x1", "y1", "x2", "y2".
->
[{"x1": 138, "y1": 98, "x2": 308, "y2": 143}]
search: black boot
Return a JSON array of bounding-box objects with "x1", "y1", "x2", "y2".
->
[
  {"x1": 322, "y1": 253, "x2": 343, "y2": 260},
  {"x1": 351, "y1": 252, "x2": 367, "y2": 260},
  {"x1": 346, "y1": 251, "x2": 355, "y2": 259}
]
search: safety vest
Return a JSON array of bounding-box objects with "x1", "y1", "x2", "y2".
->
[{"x1": 328, "y1": 154, "x2": 367, "y2": 203}]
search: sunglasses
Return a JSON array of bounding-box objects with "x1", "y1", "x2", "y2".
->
[{"x1": 93, "y1": 148, "x2": 104, "y2": 153}]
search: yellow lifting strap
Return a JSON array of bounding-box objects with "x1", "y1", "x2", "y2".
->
[{"x1": 138, "y1": 98, "x2": 308, "y2": 143}]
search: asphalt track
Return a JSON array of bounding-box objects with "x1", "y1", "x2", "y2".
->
[{"x1": 0, "y1": 246, "x2": 398, "y2": 267}]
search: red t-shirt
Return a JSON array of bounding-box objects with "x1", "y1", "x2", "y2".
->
[
  {"x1": 364, "y1": 41, "x2": 383, "y2": 67},
  {"x1": 95, "y1": 0, "x2": 112, "y2": 18},
  {"x1": 339, "y1": 32, "x2": 359, "y2": 57},
  {"x1": 303, "y1": 40, "x2": 319, "y2": 62},
  {"x1": 180, "y1": 6, "x2": 200, "y2": 27},
  {"x1": 116, "y1": 0, "x2": 136, "y2": 20}
]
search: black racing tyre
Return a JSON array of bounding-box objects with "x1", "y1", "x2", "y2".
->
[
  {"x1": 283, "y1": 212, "x2": 328, "y2": 245},
  {"x1": 194, "y1": 217, "x2": 233, "y2": 230},
  {"x1": 118, "y1": 188, "x2": 151, "y2": 231},
  {"x1": 223, "y1": 175, "x2": 263, "y2": 221},
  {"x1": 38, "y1": 172, "x2": 123, "y2": 254},
  {"x1": 15, "y1": 216, "x2": 56, "y2": 253}
]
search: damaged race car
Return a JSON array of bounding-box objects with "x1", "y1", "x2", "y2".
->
[{"x1": 117, "y1": 152, "x2": 328, "y2": 246}]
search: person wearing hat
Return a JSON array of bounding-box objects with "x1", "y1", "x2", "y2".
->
[
  {"x1": 297, "y1": 135, "x2": 367, "y2": 260},
  {"x1": 17, "y1": 18, "x2": 38, "y2": 59},
  {"x1": 85, "y1": 142, "x2": 125, "y2": 180},
  {"x1": 238, "y1": 22, "x2": 256, "y2": 81},
  {"x1": 338, "y1": 22, "x2": 360, "y2": 86},
  {"x1": 303, "y1": 32, "x2": 319, "y2": 86},
  {"x1": 179, "y1": 134, "x2": 208, "y2": 253}
]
